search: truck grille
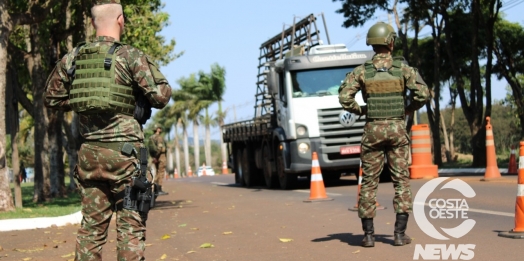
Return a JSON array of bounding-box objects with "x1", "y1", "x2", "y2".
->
[{"x1": 317, "y1": 107, "x2": 366, "y2": 161}]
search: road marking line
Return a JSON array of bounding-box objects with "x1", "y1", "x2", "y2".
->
[
  {"x1": 415, "y1": 202, "x2": 514, "y2": 217},
  {"x1": 211, "y1": 182, "x2": 229, "y2": 186},
  {"x1": 294, "y1": 190, "x2": 342, "y2": 196}
]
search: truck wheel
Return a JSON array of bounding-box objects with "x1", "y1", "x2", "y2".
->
[
  {"x1": 235, "y1": 148, "x2": 245, "y2": 186},
  {"x1": 263, "y1": 144, "x2": 278, "y2": 188},
  {"x1": 242, "y1": 148, "x2": 257, "y2": 187},
  {"x1": 276, "y1": 149, "x2": 297, "y2": 190}
]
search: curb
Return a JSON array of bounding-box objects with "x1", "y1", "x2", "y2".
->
[
  {"x1": 438, "y1": 168, "x2": 508, "y2": 175},
  {"x1": 0, "y1": 211, "x2": 82, "y2": 232}
]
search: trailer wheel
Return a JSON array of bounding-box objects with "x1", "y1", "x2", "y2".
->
[
  {"x1": 235, "y1": 148, "x2": 245, "y2": 186},
  {"x1": 276, "y1": 148, "x2": 297, "y2": 190},
  {"x1": 263, "y1": 144, "x2": 278, "y2": 188},
  {"x1": 242, "y1": 148, "x2": 258, "y2": 187}
]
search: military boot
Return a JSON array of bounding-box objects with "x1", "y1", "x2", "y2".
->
[
  {"x1": 361, "y1": 218, "x2": 375, "y2": 247},
  {"x1": 157, "y1": 185, "x2": 168, "y2": 196},
  {"x1": 393, "y1": 213, "x2": 412, "y2": 246}
]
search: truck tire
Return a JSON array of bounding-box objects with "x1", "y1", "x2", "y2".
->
[
  {"x1": 242, "y1": 148, "x2": 259, "y2": 187},
  {"x1": 276, "y1": 148, "x2": 297, "y2": 190},
  {"x1": 263, "y1": 144, "x2": 278, "y2": 188},
  {"x1": 235, "y1": 148, "x2": 245, "y2": 186}
]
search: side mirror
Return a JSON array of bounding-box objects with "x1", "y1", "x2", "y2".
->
[{"x1": 267, "y1": 66, "x2": 279, "y2": 95}]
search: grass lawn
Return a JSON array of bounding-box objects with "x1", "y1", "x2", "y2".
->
[{"x1": 1, "y1": 179, "x2": 81, "y2": 220}]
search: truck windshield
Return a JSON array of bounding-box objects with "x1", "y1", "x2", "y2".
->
[{"x1": 291, "y1": 66, "x2": 355, "y2": 98}]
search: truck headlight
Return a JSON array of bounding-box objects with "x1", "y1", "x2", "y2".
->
[
  {"x1": 297, "y1": 126, "x2": 306, "y2": 136},
  {"x1": 298, "y1": 142, "x2": 310, "y2": 154}
]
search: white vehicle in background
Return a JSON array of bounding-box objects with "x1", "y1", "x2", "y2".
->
[{"x1": 197, "y1": 166, "x2": 216, "y2": 177}]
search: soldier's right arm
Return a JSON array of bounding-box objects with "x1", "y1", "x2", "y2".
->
[
  {"x1": 125, "y1": 47, "x2": 172, "y2": 109},
  {"x1": 338, "y1": 66, "x2": 365, "y2": 115},
  {"x1": 44, "y1": 54, "x2": 74, "y2": 111}
]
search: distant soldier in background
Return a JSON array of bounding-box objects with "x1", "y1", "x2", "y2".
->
[
  {"x1": 148, "y1": 124, "x2": 168, "y2": 195},
  {"x1": 338, "y1": 22, "x2": 429, "y2": 248}
]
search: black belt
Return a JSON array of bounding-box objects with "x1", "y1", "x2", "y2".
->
[
  {"x1": 366, "y1": 118, "x2": 404, "y2": 122},
  {"x1": 85, "y1": 141, "x2": 142, "y2": 153}
]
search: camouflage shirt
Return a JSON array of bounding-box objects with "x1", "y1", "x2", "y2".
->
[
  {"x1": 44, "y1": 36, "x2": 172, "y2": 142},
  {"x1": 338, "y1": 53, "x2": 429, "y2": 115},
  {"x1": 148, "y1": 133, "x2": 166, "y2": 157}
]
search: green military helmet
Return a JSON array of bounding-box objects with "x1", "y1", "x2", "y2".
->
[{"x1": 366, "y1": 22, "x2": 397, "y2": 46}]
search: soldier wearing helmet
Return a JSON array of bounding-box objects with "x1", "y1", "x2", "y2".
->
[
  {"x1": 338, "y1": 22, "x2": 429, "y2": 248},
  {"x1": 148, "y1": 124, "x2": 169, "y2": 195}
]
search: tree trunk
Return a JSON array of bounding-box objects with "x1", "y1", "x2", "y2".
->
[
  {"x1": 182, "y1": 124, "x2": 190, "y2": 176},
  {"x1": 449, "y1": 87, "x2": 458, "y2": 161},
  {"x1": 174, "y1": 123, "x2": 181, "y2": 177},
  {"x1": 7, "y1": 60, "x2": 22, "y2": 208},
  {"x1": 192, "y1": 119, "x2": 200, "y2": 170},
  {"x1": 63, "y1": 112, "x2": 79, "y2": 191},
  {"x1": 25, "y1": 24, "x2": 51, "y2": 202},
  {"x1": 0, "y1": 0, "x2": 15, "y2": 212}
]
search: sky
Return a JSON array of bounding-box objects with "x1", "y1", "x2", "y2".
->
[{"x1": 158, "y1": 0, "x2": 524, "y2": 139}]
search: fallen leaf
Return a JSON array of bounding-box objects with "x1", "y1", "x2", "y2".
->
[
  {"x1": 171, "y1": 231, "x2": 177, "y2": 234},
  {"x1": 15, "y1": 248, "x2": 27, "y2": 252},
  {"x1": 160, "y1": 253, "x2": 167, "y2": 260},
  {"x1": 386, "y1": 222, "x2": 391, "y2": 225},
  {"x1": 22, "y1": 208, "x2": 32, "y2": 212},
  {"x1": 145, "y1": 244, "x2": 153, "y2": 247},
  {"x1": 279, "y1": 238, "x2": 293, "y2": 243},
  {"x1": 352, "y1": 250, "x2": 360, "y2": 254},
  {"x1": 187, "y1": 250, "x2": 196, "y2": 254},
  {"x1": 222, "y1": 231, "x2": 233, "y2": 235},
  {"x1": 22, "y1": 258, "x2": 32, "y2": 261},
  {"x1": 190, "y1": 228, "x2": 199, "y2": 231},
  {"x1": 203, "y1": 211, "x2": 209, "y2": 213},
  {"x1": 109, "y1": 240, "x2": 114, "y2": 243},
  {"x1": 61, "y1": 253, "x2": 73, "y2": 258},
  {"x1": 44, "y1": 231, "x2": 51, "y2": 234},
  {"x1": 178, "y1": 224, "x2": 187, "y2": 227},
  {"x1": 161, "y1": 234, "x2": 171, "y2": 240},
  {"x1": 186, "y1": 200, "x2": 192, "y2": 203},
  {"x1": 199, "y1": 243, "x2": 214, "y2": 248}
]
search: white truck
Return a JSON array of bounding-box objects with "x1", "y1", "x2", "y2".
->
[{"x1": 223, "y1": 14, "x2": 372, "y2": 189}]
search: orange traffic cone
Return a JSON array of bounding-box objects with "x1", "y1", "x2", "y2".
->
[
  {"x1": 498, "y1": 141, "x2": 524, "y2": 239},
  {"x1": 409, "y1": 124, "x2": 438, "y2": 179},
  {"x1": 349, "y1": 160, "x2": 386, "y2": 211},
  {"x1": 187, "y1": 166, "x2": 193, "y2": 177},
  {"x1": 508, "y1": 145, "x2": 518, "y2": 175},
  {"x1": 222, "y1": 161, "x2": 229, "y2": 175},
  {"x1": 482, "y1": 117, "x2": 501, "y2": 181},
  {"x1": 304, "y1": 152, "x2": 334, "y2": 202},
  {"x1": 174, "y1": 168, "x2": 179, "y2": 179}
]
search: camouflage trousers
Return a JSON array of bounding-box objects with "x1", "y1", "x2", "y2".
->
[
  {"x1": 74, "y1": 143, "x2": 146, "y2": 261},
  {"x1": 153, "y1": 153, "x2": 166, "y2": 186},
  {"x1": 358, "y1": 119, "x2": 413, "y2": 218}
]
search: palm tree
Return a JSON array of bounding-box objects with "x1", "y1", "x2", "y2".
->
[{"x1": 194, "y1": 64, "x2": 227, "y2": 168}]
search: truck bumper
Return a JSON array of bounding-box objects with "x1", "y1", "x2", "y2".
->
[{"x1": 286, "y1": 138, "x2": 361, "y2": 174}]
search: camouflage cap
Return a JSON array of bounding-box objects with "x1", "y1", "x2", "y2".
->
[{"x1": 94, "y1": 0, "x2": 121, "y2": 5}]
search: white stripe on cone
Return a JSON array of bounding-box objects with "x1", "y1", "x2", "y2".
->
[
  {"x1": 520, "y1": 156, "x2": 524, "y2": 169},
  {"x1": 312, "y1": 160, "x2": 319, "y2": 167},
  {"x1": 311, "y1": 173, "x2": 323, "y2": 181},
  {"x1": 518, "y1": 184, "x2": 524, "y2": 197}
]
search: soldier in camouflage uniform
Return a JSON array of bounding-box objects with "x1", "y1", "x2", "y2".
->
[
  {"x1": 44, "y1": 0, "x2": 172, "y2": 260},
  {"x1": 148, "y1": 124, "x2": 168, "y2": 195},
  {"x1": 338, "y1": 22, "x2": 429, "y2": 248}
]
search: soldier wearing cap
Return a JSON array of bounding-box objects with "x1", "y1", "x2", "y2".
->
[
  {"x1": 338, "y1": 22, "x2": 429, "y2": 248},
  {"x1": 44, "y1": 0, "x2": 172, "y2": 260},
  {"x1": 148, "y1": 124, "x2": 168, "y2": 195}
]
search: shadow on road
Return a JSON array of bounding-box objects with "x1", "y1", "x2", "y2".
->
[
  {"x1": 152, "y1": 199, "x2": 197, "y2": 211},
  {"x1": 311, "y1": 232, "x2": 395, "y2": 246}
]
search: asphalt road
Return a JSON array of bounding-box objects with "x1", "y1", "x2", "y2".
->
[{"x1": 0, "y1": 173, "x2": 521, "y2": 261}]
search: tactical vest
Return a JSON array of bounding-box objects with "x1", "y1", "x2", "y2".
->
[
  {"x1": 69, "y1": 42, "x2": 135, "y2": 115},
  {"x1": 363, "y1": 59, "x2": 405, "y2": 119}
]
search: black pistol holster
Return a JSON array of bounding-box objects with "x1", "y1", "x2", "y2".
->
[{"x1": 122, "y1": 144, "x2": 156, "y2": 222}]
